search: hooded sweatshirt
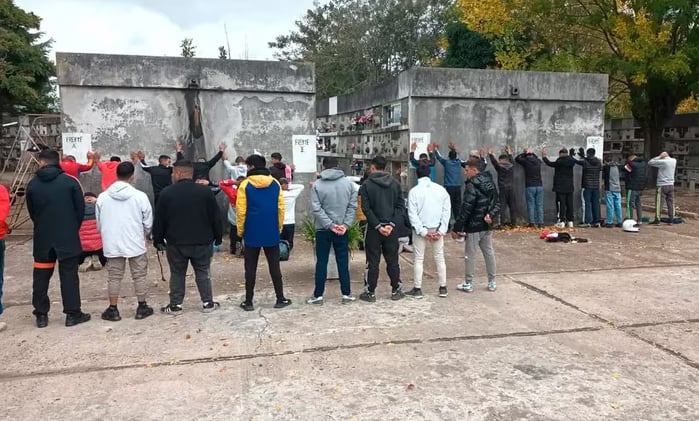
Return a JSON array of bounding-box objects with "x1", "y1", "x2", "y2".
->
[
  {"x1": 515, "y1": 153, "x2": 543, "y2": 187},
  {"x1": 236, "y1": 168, "x2": 284, "y2": 247},
  {"x1": 97, "y1": 161, "x2": 121, "y2": 192},
  {"x1": 648, "y1": 156, "x2": 677, "y2": 187},
  {"x1": 623, "y1": 158, "x2": 647, "y2": 191},
  {"x1": 543, "y1": 155, "x2": 576, "y2": 193},
  {"x1": 61, "y1": 158, "x2": 94, "y2": 179},
  {"x1": 435, "y1": 150, "x2": 463, "y2": 187},
  {"x1": 269, "y1": 162, "x2": 292, "y2": 181},
  {"x1": 489, "y1": 153, "x2": 515, "y2": 191},
  {"x1": 223, "y1": 160, "x2": 248, "y2": 180},
  {"x1": 603, "y1": 164, "x2": 622, "y2": 192},
  {"x1": 311, "y1": 168, "x2": 357, "y2": 230},
  {"x1": 96, "y1": 181, "x2": 153, "y2": 258},
  {"x1": 358, "y1": 172, "x2": 405, "y2": 230},
  {"x1": 283, "y1": 184, "x2": 305, "y2": 225}
]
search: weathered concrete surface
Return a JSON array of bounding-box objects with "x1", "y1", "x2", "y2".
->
[{"x1": 0, "y1": 221, "x2": 697, "y2": 420}]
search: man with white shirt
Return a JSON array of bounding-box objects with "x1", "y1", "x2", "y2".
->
[
  {"x1": 223, "y1": 155, "x2": 248, "y2": 180},
  {"x1": 406, "y1": 164, "x2": 451, "y2": 298},
  {"x1": 96, "y1": 162, "x2": 154, "y2": 321},
  {"x1": 648, "y1": 151, "x2": 677, "y2": 224},
  {"x1": 280, "y1": 178, "x2": 304, "y2": 251}
]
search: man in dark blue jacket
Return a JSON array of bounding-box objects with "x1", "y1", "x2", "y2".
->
[{"x1": 434, "y1": 143, "x2": 464, "y2": 222}]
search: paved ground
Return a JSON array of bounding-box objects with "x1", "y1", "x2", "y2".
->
[{"x1": 0, "y1": 221, "x2": 698, "y2": 420}]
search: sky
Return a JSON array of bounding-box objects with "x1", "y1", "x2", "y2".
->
[{"x1": 15, "y1": 0, "x2": 317, "y2": 61}]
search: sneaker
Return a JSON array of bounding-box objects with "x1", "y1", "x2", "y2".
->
[
  {"x1": 101, "y1": 306, "x2": 122, "y2": 322},
  {"x1": 161, "y1": 304, "x2": 183, "y2": 315},
  {"x1": 359, "y1": 291, "x2": 376, "y2": 302},
  {"x1": 454, "y1": 236, "x2": 465, "y2": 243},
  {"x1": 401, "y1": 244, "x2": 414, "y2": 253},
  {"x1": 578, "y1": 223, "x2": 591, "y2": 228},
  {"x1": 615, "y1": 223, "x2": 623, "y2": 228},
  {"x1": 537, "y1": 224, "x2": 545, "y2": 229},
  {"x1": 274, "y1": 298, "x2": 292, "y2": 309},
  {"x1": 527, "y1": 223, "x2": 535, "y2": 228},
  {"x1": 35, "y1": 314, "x2": 48, "y2": 328},
  {"x1": 456, "y1": 282, "x2": 474, "y2": 293},
  {"x1": 202, "y1": 301, "x2": 220, "y2": 313},
  {"x1": 240, "y1": 301, "x2": 254, "y2": 312},
  {"x1": 554, "y1": 222, "x2": 565, "y2": 229},
  {"x1": 488, "y1": 281, "x2": 497, "y2": 291},
  {"x1": 341, "y1": 295, "x2": 356, "y2": 304},
  {"x1": 65, "y1": 312, "x2": 91, "y2": 327},
  {"x1": 592, "y1": 223, "x2": 601, "y2": 228},
  {"x1": 405, "y1": 287, "x2": 423, "y2": 298},
  {"x1": 605, "y1": 223, "x2": 613, "y2": 228},
  {"x1": 567, "y1": 221, "x2": 574, "y2": 228},
  {"x1": 0, "y1": 321, "x2": 6, "y2": 332},
  {"x1": 135, "y1": 303, "x2": 154, "y2": 320},
  {"x1": 649, "y1": 219, "x2": 661, "y2": 225},
  {"x1": 91, "y1": 255, "x2": 103, "y2": 271},
  {"x1": 306, "y1": 296, "x2": 324, "y2": 305},
  {"x1": 391, "y1": 287, "x2": 405, "y2": 301},
  {"x1": 439, "y1": 286, "x2": 448, "y2": 297},
  {"x1": 78, "y1": 260, "x2": 92, "y2": 273}
]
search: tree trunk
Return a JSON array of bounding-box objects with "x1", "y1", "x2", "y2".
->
[{"x1": 643, "y1": 126, "x2": 663, "y2": 188}]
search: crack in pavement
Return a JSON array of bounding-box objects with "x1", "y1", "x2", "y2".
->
[
  {"x1": 256, "y1": 307, "x2": 270, "y2": 353},
  {"x1": 506, "y1": 275, "x2": 699, "y2": 371},
  {"x1": 0, "y1": 326, "x2": 604, "y2": 382}
]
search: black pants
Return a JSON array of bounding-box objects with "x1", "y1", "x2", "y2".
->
[
  {"x1": 281, "y1": 224, "x2": 295, "y2": 250},
  {"x1": 32, "y1": 250, "x2": 82, "y2": 316},
  {"x1": 166, "y1": 244, "x2": 213, "y2": 305},
  {"x1": 446, "y1": 186, "x2": 462, "y2": 222},
  {"x1": 80, "y1": 249, "x2": 107, "y2": 266},
  {"x1": 364, "y1": 228, "x2": 401, "y2": 293},
  {"x1": 556, "y1": 192, "x2": 574, "y2": 223},
  {"x1": 244, "y1": 246, "x2": 285, "y2": 304},
  {"x1": 229, "y1": 224, "x2": 243, "y2": 254},
  {"x1": 499, "y1": 188, "x2": 515, "y2": 225}
]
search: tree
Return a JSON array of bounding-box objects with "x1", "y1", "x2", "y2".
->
[
  {"x1": 218, "y1": 46, "x2": 228, "y2": 59},
  {"x1": 270, "y1": 0, "x2": 454, "y2": 98},
  {"x1": 457, "y1": 0, "x2": 699, "y2": 157},
  {"x1": 0, "y1": 0, "x2": 56, "y2": 115},
  {"x1": 439, "y1": 20, "x2": 495, "y2": 69},
  {"x1": 180, "y1": 38, "x2": 196, "y2": 58}
]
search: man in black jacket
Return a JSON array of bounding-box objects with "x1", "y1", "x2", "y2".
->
[
  {"x1": 358, "y1": 156, "x2": 405, "y2": 302},
  {"x1": 26, "y1": 149, "x2": 91, "y2": 328},
  {"x1": 135, "y1": 143, "x2": 184, "y2": 205},
  {"x1": 153, "y1": 160, "x2": 223, "y2": 314},
  {"x1": 575, "y1": 148, "x2": 603, "y2": 227},
  {"x1": 623, "y1": 154, "x2": 646, "y2": 222},
  {"x1": 453, "y1": 157, "x2": 500, "y2": 292},
  {"x1": 193, "y1": 143, "x2": 226, "y2": 181},
  {"x1": 488, "y1": 145, "x2": 515, "y2": 227},
  {"x1": 515, "y1": 149, "x2": 544, "y2": 227},
  {"x1": 543, "y1": 148, "x2": 576, "y2": 228}
]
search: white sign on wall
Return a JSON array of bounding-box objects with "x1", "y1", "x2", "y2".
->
[
  {"x1": 292, "y1": 135, "x2": 317, "y2": 173},
  {"x1": 62, "y1": 133, "x2": 92, "y2": 160},
  {"x1": 586, "y1": 136, "x2": 604, "y2": 161},
  {"x1": 410, "y1": 132, "x2": 431, "y2": 162}
]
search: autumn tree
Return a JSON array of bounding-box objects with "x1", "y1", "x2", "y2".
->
[
  {"x1": 457, "y1": 0, "x2": 699, "y2": 157},
  {"x1": 0, "y1": 0, "x2": 56, "y2": 115}
]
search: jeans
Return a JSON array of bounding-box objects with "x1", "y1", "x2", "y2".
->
[
  {"x1": 446, "y1": 186, "x2": 462, "y2": 223},
  {"x1": 364, "y1": 228, "x2": 402, "y2": 293},
  {"x1": 583, "y1": 188, "x2": 601, "y2": 224},
  {"x1": 626, "y1": 190, "x2": 643, "y2": 221},
  {"x1": 555, "y1": 192, "x2": 574, "y2": 223},
  {"x1": 0, "y1": 240, "x2": 4, "y2": 316},
  {"x1": 465, "y1": 231, "x2": 496, "y2": 283},
  {"x1": 313, "y1": 230, "x2": 351, "y2": 297},
  {"x1": 106, "y1": 254, "x2": 148, "y2": 301},
  {"x1": 498, "y1": 188, "x2": 515, "y2": 225},
  {"x1": 412, "y1": 232, "x2": 446, "y2": 289},
  {"x1": 581, "y1": 188, "x2": 585, "y2": 222},
  {"x1": 281, "y1": 224, "x2": 296, "y2": 250},
  {"x1": 605, "y1": 192, "x2": 623, "y2": 224},
  {"x1": 655, "y1": 186, "x2": 675, "y2": 220},
  {"x1": 166, "y1": 244, "x2": 214, "y2": 305},
  {"x1": 525, "y1": 186, "x2": 544, "y2": 224},
  {"x1": 32, "y1": 249, "x2": 82, "y2": 316},
  {"x1": 244, "y1": 245, "x2": 285, "y2": 304}
]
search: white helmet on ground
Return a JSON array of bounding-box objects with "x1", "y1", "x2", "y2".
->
[{"x1": 623, "y1": 219, "x2": 640, "y2": 232}]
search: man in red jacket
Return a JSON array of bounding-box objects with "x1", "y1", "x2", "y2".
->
[
  {"x1": 60, "y1": 152, "x2": 95, "y2": 179},
  {"x1": 0, "y1": 184, "x2": 9, "y2": 332},
  {"x1": 95, "y1": 153, "x2": 122, "y2": 193}
]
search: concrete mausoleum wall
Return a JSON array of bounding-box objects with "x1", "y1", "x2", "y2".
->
[{"x1": 56, "y1": 52, "x2": 316, "y2": 219}]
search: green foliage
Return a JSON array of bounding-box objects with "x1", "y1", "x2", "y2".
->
[
  {"x1": 180, "y1": 38, "x2": 196, "y2": 58},
  {"x1": 440, "y1": 21, "x2": 495, "y2": 69},
  {"x1": 0, "y1": 0, "x2": 56, "y2": 115},
  {"x1": 301, "y1": 219, "x2": 363, "y2": 255}
]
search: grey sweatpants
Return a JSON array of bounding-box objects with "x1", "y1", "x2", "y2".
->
[
  {"x1": 655, "y1": 185, "x2": 675, "y2": 220},
  {"x1": 107, "y1": 254, "x2": 148, "y2": 300},
  {"x1": 465, "y1": 231, "x2": 496, "y2": 283}
]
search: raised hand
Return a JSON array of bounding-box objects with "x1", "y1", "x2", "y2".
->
[
  {"x1": 137, "y1": 151, "x2": 145, "y2": 161},
  {"x1": 175, "y1": 142, "x2": 182, "y2": 153},
  {"x1": 432, "y1": 143, "x2": 440, "y2": 150},
  {"x1": 219, "y1": 143, "x2": 227, "y2": 152},
  {"x1": 410, "y1": 143, "x2": 417, "y2": 153}
]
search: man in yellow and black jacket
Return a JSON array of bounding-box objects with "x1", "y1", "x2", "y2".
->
[{"x1": 236, "y1": 154, "x2": 291, "y2": 312}]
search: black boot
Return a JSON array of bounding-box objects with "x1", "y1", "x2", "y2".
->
[
  {"x1": 35, "y1": 314, "x2": 48, "y2": 328},
  {"x1": 135, "y1": 302, "x2": 154, "y2": 320},
  {"x1": 65, "y1": 312, "x2": 91, "y2": 327}
]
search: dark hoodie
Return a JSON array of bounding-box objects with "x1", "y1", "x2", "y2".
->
[
  {"x1": 488, "y1": 153, "x2": 514, "y2": 191},
  {"x1": 269, "y1": 162, "x2": 291, "y2": 181},
  {"x1": 193, "y1": 151, "x2": 223, "y2": 181},
  {"x1": 453, "y1": 172, "x2": 500, "y2": 234},
  {"x1": 543, "y1": 155, "x2": 576, "y2": 193},
  {"x1": 26, "y1": 165, "x2": 85, "y2": 260},
  {"x1": 623, "y1": 158, "x2": 647, "y2": 191},
  {"x1": 515, "y1": 153, "x2": 543, "y2": 187},
  {"x1": 359, "y1": 172, "x2": 405, "y2": 230}
]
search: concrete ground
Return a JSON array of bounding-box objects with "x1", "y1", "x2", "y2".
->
[{"x1": 0, "y1": 221, "x2": 698, "y2": 421}]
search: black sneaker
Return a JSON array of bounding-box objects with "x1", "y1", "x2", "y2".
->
[
  {"x1": 526, "y1": 223, "x2": 535, "y2": 228},
  {"x1": 615, "y1": 223, "x2": 623, "y2": 228},
  {"x1": 202, "y1": 301, "x2": 220, "y2": 313},
  {"x1": 135, "y1": 303, "x2": 154, "y2": 320},
  {"x1": 537, "y1": 224, "x2": 545, "y2": 229},
  {"x1": 101, "y1": 306, "x2": 122, "y2": 322},
  {"x1": 649, "y1": 219, "x2": 661, "y2": 225},
  {"x1": 274, "y1": 298, "x2": 292, "y2": 309},
  {"x1": 391, "y1": 287, "x2": 405, "y2": 301},
  {"x1": 35, "y1": 314, "x2": 48, "y2": 329},
  {"x1": 439, "y1": 286, "x2": 448, "y2": 297},
  {"x1": 65, "y1": 312, "x2": 91, "y2": 327},
  {"x1": 161, "y1": 304, "x2": 183, "y2": 315},
  {"x1": 605, "y1": 223, "x2": 613, "y2": 228},
  {"x1": 405, "y1": 287, "x2": 423, "y2": 299},
  {"x1": 359, "y1": 291, "x2": 376, "y2": 302},
  {"x1": 240, "y1": 301, "x2": 255, "y2": 312}
]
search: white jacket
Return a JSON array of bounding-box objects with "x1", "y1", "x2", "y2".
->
[
  {"x1": 96, "y1": 181, "x2": 153, "y2": 258},
  {"x1": 283, "y1": 184, "x2": 304, "y2": 225},
  {"x1": 223, "y1": 160, "x2": 247, "y2": 180},
  {"x1": 408, "y1": 177, "x2": 451, "y2": 237}
]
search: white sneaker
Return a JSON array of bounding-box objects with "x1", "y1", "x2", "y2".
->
[
  {"x1": 454, "y1": 237, "x2": 465, "y2": 243},
  {"x1": 341, "y1": 295, "x2": 356, "y2": 304},
  {"x1": 0, "y1": 321, "x2": 6, "y2": 332},
  {"x1": 567, "y1": 221, "x2": 574, "y2": 228},
  {"x1": 554, "y1": 222, "x2": 565, "y2": 229},
  {"x1": 306, "y1": 296, "x2": 324, "y2": 305},
  {"x1": 79, "y1": 260, "x2": 92, "y2": 273},
  {"x1": 91, "y1": 255, "x2": 103, "y2": 271}
]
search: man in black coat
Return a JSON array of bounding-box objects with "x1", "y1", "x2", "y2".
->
[
  {"x1": 623, "y1": 154, "x2": 647, "y2": 222},
  {"x1": 515, "y1": 149, "x2": 544, "y2": 227},
  {"x1": 153, "y1": 160, "x2": 223, "y2": 314},
  {"x1": 192, "y1": 143, "x2": 226, "y2": 181},
  {"x1": 453, "y1": 157, "x2": 500, "y2": 293},
  {"x1": 575, "y1": 148, "x2": 603, "y2": 227},
  {"x1": 26, "y1": 149, "x2": 91, "y2": 328},
  {"x1": 488, "y1": 145, "x2": 515, "y2": 227},
  {"x1": 135, "y1": 143, "x2": 184, "y2": 206},
  {"x1": 543, "y1": 148, "x2": 577, "y2": 228}
]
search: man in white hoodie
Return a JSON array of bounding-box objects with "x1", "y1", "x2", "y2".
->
[
  {"x1": 96, "y1": 162, "x2": 154, "y2": 321},
  {"x1": 648, "y1": 151, "x2": 677, "y2": 224},
  {"x1": 280, "y1": 178, "x2": 304, "y2": 251}
]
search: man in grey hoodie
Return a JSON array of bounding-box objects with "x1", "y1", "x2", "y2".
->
[
  {"x1": 648, "y1": 152, "x2": 677, "y2": 224},
  {"x1": 307, "y1": 157, "x2": 358, "y2": 305}
]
